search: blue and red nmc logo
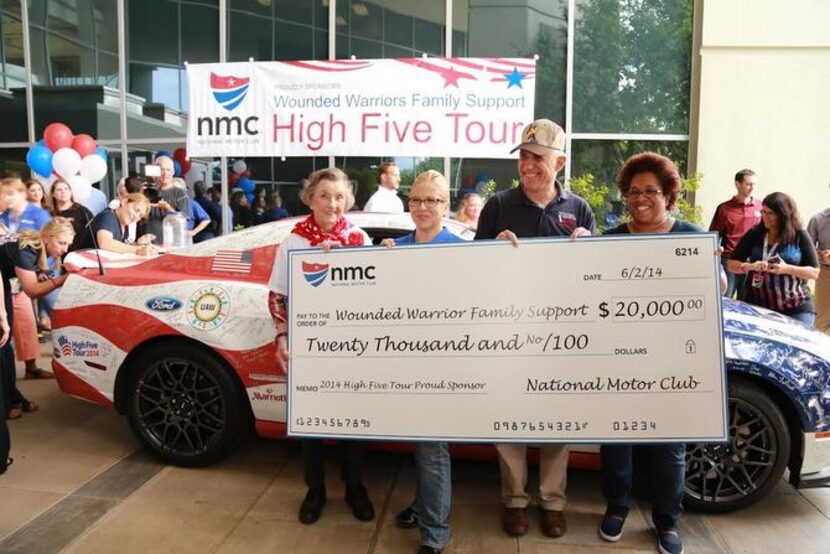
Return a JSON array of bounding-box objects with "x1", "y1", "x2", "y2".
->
[
  {"x1": 210, "y1": 72, "x2": 250, "y2": 111},
  {"x1": 302, "y1": 261, "x2": 330, "y2": 287}
]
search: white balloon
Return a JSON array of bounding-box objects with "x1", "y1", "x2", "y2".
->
[
  {"x1": 33, "y1": 173, "x2": 57, "y2": 193},
  {"x1": 80, "y1": 154, "x2": 107, "y2": 183},
  {"x1": 52, "y1": 147, "x2": 82, "y2": 179},
  {"x1": 68, "y1": 174, "x2": 92, "y2": 204},
  {"x1": 231, "y1": 159, "x2": 247, "y2": 174}
]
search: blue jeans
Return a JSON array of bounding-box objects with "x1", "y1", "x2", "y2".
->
[
  {"x1": 789, "y1": 311, "x2": 816, "y2": 326},
  {"x1": 601, "y1": 443, "x2": 685, "y2": 529},
  {"x1": 415, "y1": 442, "x2": 452, "y2": 549}
]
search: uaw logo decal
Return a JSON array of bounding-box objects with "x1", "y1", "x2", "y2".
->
[
  {"x1": 187, "y1": 286, "x2": 230, "y2": 331},
  {"x1": 210, "y1": 72, "x2": 250, "y2": 111},
  {"x1": 302, "y1": 261, "x2": 330, "y2": 287}
]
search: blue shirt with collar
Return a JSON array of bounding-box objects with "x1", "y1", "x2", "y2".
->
[
  {"x1": 396, "y1": 226, "x2": 464, "y2": 245},
  {"x1": 475, "y1": 183, "x2": 596, "y2": 239},
  {"x1": 2, "y1": 203, "x2": 51, "y2": 232}
]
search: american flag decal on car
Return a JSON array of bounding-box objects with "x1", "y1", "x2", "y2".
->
[{"x1": 211, "y1": 250, "x2": 253, "y2": 273}]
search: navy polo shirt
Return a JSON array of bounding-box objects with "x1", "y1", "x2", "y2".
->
[
  {"x1": 475, "y1": 184, "x2": 596, "y2": 239},
  {"x1": 76, "y1": 209, "x2": 125, "y2": 250}
]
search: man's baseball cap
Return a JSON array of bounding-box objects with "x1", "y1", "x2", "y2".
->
[{"x1": 510, "y1": 119, "x2": 566, "y2": 155}]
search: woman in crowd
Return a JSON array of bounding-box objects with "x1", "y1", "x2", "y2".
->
[
  {"x1": 270, "y1": 168, "x2": 374, "y2": 525},
  {"x1": 230, "y1": 190, "x2": 255, "y2": 229},
  {"x1": 263, "y1": 191, "x2": 290, "y2": 222},
  {"x1": 26, "y1": 180, "x2": 50, "y2": 212},
  {"x1": 1, "y1": 216, "x2": 75, "y2": 420},
  {"x1": 51, "y1": 179, "x2": 93, "y2": 251},
  {"x1": 382, "y1": 170, "x2": 461, "y2": 554},
  {"x1": 597, "y1": 152, "x2": 700, "y2": 554},
  {"x1": 1, "y1": 178, "x2": 53, "y2": 383},
  {"x1": 728, "y1": 192, "x2": 819, "y2": 324},
  {"x1": 76, "y1": 193, "x2": 156, "y2": 255},
  {"x1": 454, "y1": 192, "x2": 483, "y2": 230}
]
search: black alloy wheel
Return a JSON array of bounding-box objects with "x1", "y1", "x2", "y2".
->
[
  {"x1": 684, "y1": 377, "x2": 790, "y2": 513},
  {"x1": 125, "y1": 341, "x2": 250, "y2": 466}
]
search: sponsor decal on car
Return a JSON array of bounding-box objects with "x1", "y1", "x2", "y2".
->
[
  {"x1": 56, "y1": 334, "x2": 101, "y2": 357},
  {"x1": 145, "y1": 296, "x2": 183, "y2": 312},
  {"x1": 186, "y1": 285, "x2": 230, "y2": 331}
]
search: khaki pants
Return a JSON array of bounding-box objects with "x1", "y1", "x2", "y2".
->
[
  {"x1": 496, "y1": 444, "x2": 568, "y2": 511},
  {"x1": 816, "y1": 267, "x2": 830, "y2": 334}
]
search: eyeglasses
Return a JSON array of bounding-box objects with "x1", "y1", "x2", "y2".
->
[
  {"x1": 624, "y1": 188, "x2": 663, "y2": 199},
  {"x1": 408, "y1": 197, "x2": 444, "y2": 208}
]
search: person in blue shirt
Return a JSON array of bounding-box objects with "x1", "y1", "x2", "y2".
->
[
  {"x1": 382, "y1": 170, "x2": 462, "y2": 554},
  {"x1": 262, "y1": 191, "x2": 290, "y2": 222},
  {"x1": 188, "y1": 197, "x2": 213, "y2": 243}
]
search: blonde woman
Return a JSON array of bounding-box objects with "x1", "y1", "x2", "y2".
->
[
  {"x1": 454, "y1": 192, "x2": 483, "y2": 230},
  {"x1": 75, "y1": 193, "x2": 156, "y2": 255},
  {"x1": 1, "y1": 217, "x2": 75, "y2": 418}
]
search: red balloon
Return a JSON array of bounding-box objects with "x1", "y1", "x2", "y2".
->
[
  {"x1": 229, "y1": 172, "x2": 240, "y2": 187},
  {"x1": 43, "y1": 122, "x2": 73, "y2": 152},
  {"x1": 173, "y1": 147, "x2": 187, "y2": 162},
  {"x1": 72, "y1": 133, "x2": 97, "y2": 157},
  {"x1": 180, "y1": 159, "x2": 192, "y2": 174}
]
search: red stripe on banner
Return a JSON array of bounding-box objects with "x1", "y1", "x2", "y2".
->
[
  {"x1": 493, "y1": 58, "x2": 536, "y2": 69},
  {"x1": 283, "y1": 60, "x2": 371, "y2": 72},
  {"x1": 210, "y1": 73, "x2": 250, "y2": 89}
]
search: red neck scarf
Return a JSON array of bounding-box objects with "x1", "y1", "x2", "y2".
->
[{"x1": 292, "y1": 215, "x2": 365, "y2": 247}]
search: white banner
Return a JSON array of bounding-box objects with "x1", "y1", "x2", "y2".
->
[
  {"x1": 186, "y1": 58, "x2": 536, "y2": 158},
  {"x1": 286, "y1": 235, "x2": 728, "y2": 443}
]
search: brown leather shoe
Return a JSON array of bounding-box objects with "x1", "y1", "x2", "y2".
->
[
  {"x1": 540, "y1": 509, "x2": 567, "y2": 538},
  {"x1": 502, "y1": 507, "x2": 529, "y2": 536}
]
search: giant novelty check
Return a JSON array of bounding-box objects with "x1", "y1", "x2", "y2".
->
[{"x1": 287, "y1": 234, "x2": 728, "y2": 443}]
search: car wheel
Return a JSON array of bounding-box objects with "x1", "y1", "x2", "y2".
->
[
  {"x1": 684, "y1": 377, "x2": 790, "y2": 513},
  {"x1": 125, "y1": 341, "x2": 250, "y2": 467}
]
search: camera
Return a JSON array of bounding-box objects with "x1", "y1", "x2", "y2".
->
[{"x1": 143, "y1": 183, "x2": 161, "y2": 203}]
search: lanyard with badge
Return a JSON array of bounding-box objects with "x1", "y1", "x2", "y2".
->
[{"x1": 752, "y1": 235, "x2": 778, "y2": 289}]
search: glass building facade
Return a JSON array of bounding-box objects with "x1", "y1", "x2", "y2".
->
[{"x1": 0, "y1": 0, "x2": 692, "y2": 219}]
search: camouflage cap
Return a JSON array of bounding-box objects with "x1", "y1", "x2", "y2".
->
[{"x1": 510, "y1": 119, "x2": 566, "y2": 156}]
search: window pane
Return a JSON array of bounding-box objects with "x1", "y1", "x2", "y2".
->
[
  {"x1": 275, "y1": 20, "x2": 321, "y2": 61},
  {"x1": 572, "y1": 0, "x2": 693, "y2": 134},
  {"x1": 228, "y1": 10, "x2": 272, "y2": 61},
  {"x1": 128, "y1": 0, "x2": 178, "y2": 65},
  {"x1": 0, "y1": 4, "x2": 29, "y2": 143},
  {"x1": 182, "y1": 3, "x2": 219, "y2": 64}
]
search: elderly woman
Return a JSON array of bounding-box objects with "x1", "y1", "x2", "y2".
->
[
  {"x1": 270, "y1": 168, "x2": 374, "y2": 525},
  {"x1": 454, "y1": 192, "x2": 483, "y2": 230},
  {"x1": 597, "y1": 152, "x2": 702, "y2": 554},
  {"x1": 1, "y1": 217, "x2": 75, "y2": 421},
  {"x1": 76, "y1": 193, "x2": 156, "y2": 255},
  {"x1": 728, "y1": 192, "x2": 818, "y2": 324},
  {"x1": 382, "y1": 170, "x2": 461, "y2": 554}
]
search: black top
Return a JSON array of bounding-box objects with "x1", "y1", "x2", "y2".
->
[
  {"x1": 56, "y1": 203, "x2": 94, "y2": 251},
  {"x1": 145, "y1": 186, "x2": 191, "y2": 244},
  {"x1": 475, "y1": 184, "x2": 596, "y2": 240},
  {"x1": 76, "y1": 209, "x2": 125, "y2": 251},
  {"x1": 0, "y1": 241, "x2": 39, "y2": 321},
  {"x1": 604, "y1": 220, "x2": 704, "y2": 235}
]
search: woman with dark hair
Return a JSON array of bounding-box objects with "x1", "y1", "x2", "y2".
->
[
  {"x1": 728, "y1": 192, "x2": 819, "y2": 324},
  {"x1": 26, "y1": 180, "x2": 50, "y2": 212},
  {"x1": 51, "y1": 179, "x2": 94, "y2": 250},
  {"x1": 270, "y1": 168, "x2": 374, "y2": 526},
  {"x1": 230, "y1": 190, "x2": 255, "y2": 229},
  {"x1": 597, "y1": 152, "x2": 705, "y2": 554},
  {"x1": 262, "y1": 191, "x2": 289, "y2": 222}
]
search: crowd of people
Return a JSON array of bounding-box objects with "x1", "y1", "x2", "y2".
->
[{"x1": 1, "y1": 115, "x2": 827, "y2": 554}]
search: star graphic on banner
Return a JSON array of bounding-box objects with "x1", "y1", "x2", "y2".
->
[
  {"x1": 504, "y1": 67, "x2": 526, "y2": 88},
  {"x1": 228, "y1": 78, "x2": 236, "y2": 86},
  {"x1": 442, "y1": 66, "x2": 467, "y2": 88}
]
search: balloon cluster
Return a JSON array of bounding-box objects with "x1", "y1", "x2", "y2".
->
[
  {"x1": 25, "y1": 123, "x2": 108, "y2": 203},
  {"x1": 155, "y1": 148, "x2": 191, "y2": 177},
  {"x1": 229, "y1": 159, "x2": 255, "y2": 203}
]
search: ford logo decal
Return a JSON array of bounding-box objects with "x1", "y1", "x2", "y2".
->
[{"x1": 145, "y1": 296, "x2": 183, "y2": 312}]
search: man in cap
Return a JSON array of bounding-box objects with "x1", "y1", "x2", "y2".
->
[{"x1": 475, "y1": 119, "x2": 596, "y2": 539}]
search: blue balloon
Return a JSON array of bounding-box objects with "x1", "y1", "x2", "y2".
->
[
  {"x1": 37, "y1": 139, "x2": 46, "y2": 147},
  {"x1": 155, "y1": 150, "x2": 172, "y2": 160},
  {"x1": 173, "y1": 160, "x2": 182, "y2": 177},
  {"x1": 96, "y1": 146, "x2": 107, "y2": 161},
  {"x1": 237, "y1": 177, "x2": 255, "y2": 193},
  {"x1": 26, "y1": 145, "x2": 53, "y2": 177},
  {"x1": 246, "y1": 192, "x2": 255, "y2": 204}
]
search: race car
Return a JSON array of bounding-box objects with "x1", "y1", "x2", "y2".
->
[{"x1": 52, "y1": 212, "x2": 830, "y2": 513}]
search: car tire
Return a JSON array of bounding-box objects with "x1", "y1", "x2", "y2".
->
[
  {"x1": 124, "y1": 341, "x2": 251, "y2": 467},
  {"x1": 684, "y1": 377, "x2": 790, "y2": 513}
]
